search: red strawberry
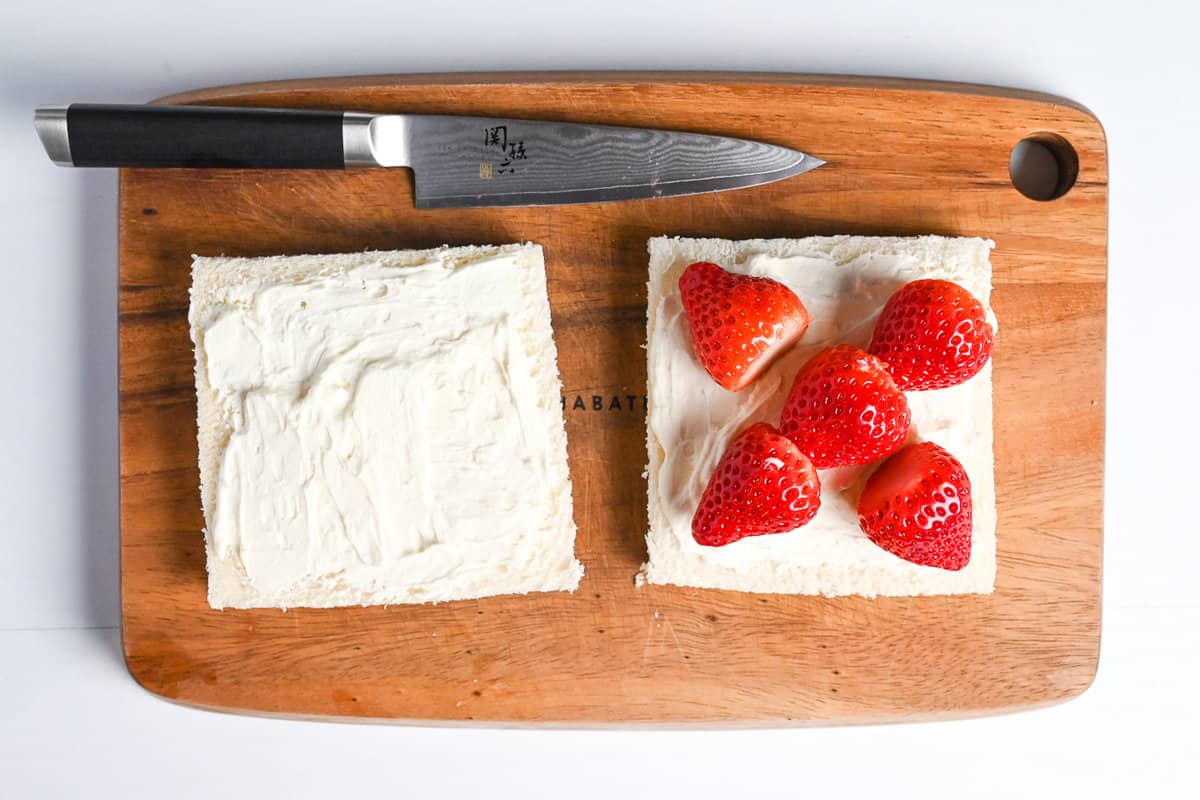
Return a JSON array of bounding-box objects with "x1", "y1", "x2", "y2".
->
[
  {"x1": 679, "y1": 261, "x2": 810, "y2": 392},
  {"x1": 692, "y1": 423, "x2": 821, "y2": 547},
  {"x1": 868, "y1": 279, "x2": 994, "y2": 391},
  {"x1": 778, "y1": 345, "x2": 911, "y2": 468},
  {"x1": 857, "y1": 441, "x2": 973, "y2": 570}
]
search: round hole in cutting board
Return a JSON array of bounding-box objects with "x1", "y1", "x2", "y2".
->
[{"x1": 1009, "y1": 133, "x2": 1079, "y2": 201}]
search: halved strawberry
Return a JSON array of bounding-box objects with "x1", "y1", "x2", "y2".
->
[
  {"x1": 857, "y1": 441, "x2": 972, "y2": 570},
  {"x1": 692, "y1": 423, "x2": 821, "y2": 547},
  {"x1": 868, "y1": 279, "x2": 994, "y2": 391},
  {"x1": 778, "y1": 344, "x2": 911, "y2": 468},
  {"x1": 679, "y1": 261, "x2": 810, "y2": 392}
]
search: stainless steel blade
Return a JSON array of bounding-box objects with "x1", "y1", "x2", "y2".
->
[{"x1": 371, "y1": 115, "x2": 823, "y2": 209}]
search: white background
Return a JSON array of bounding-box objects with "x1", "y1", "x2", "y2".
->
[{"x1": 2, "y1": 0, "x2": 1197, "y2": 796}]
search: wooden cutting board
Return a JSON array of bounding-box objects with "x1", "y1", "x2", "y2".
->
[{"x1": 119, "y1": 73, "x2": 1106, "y2": 724}]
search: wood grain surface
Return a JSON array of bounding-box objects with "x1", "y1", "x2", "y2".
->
[{"x1": 119, "y1": 73, "x2": 1107, "y2": 724}]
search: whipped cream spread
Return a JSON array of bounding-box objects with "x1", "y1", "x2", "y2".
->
[
  {"x1": 644, "y1": 236, "x2": 997, "y2": 596},
  {"x1": 192, "y1": 247, "x2": 581, "y2": 608}
]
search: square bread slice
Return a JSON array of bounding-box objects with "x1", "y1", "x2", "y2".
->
[
  {"x1": 190, "y1": 244, "x2": 582, "y2": 609},
  {"x1": 643, "y1": 235, "x2": 997, "y2": 597}
]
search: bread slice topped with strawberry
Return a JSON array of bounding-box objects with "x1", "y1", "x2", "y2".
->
[{"x1": 643, "y1": 235, "x2": 998, "y2": 597}]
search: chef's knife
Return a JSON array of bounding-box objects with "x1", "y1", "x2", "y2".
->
[{"x1": 34, "y1": 104, "x2": 823, "y2": 208}]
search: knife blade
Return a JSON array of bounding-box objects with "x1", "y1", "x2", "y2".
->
[{"x1": 34, "y1": 103, "x2": 824, "y2": 208}]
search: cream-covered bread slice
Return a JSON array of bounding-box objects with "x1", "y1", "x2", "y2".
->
[
  {"x1": 643, "y1": 235, "x2": 997, "y2": 597},
  {"x1": 190, "y1": 244, "x2": 582, "y2": 609}
]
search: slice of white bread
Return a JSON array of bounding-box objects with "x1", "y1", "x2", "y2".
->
[
  {"x1": 190, "y1": 244, "x2": 582, "y2": 609},
  {"x1": 643, "y1": 235, "x2": 997, "y2": 596}
]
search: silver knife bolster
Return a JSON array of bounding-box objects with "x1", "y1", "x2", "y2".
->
[
  {"x1": 34, "y1": 106, "x2": 73, "y2": 166},
  {"x1": 342, "y1": 113, "x2": 411, "y2": 169}
]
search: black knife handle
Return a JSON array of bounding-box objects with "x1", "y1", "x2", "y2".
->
[{"x1": 62, "y1": 104, "x2": 346, "y2": 169}]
